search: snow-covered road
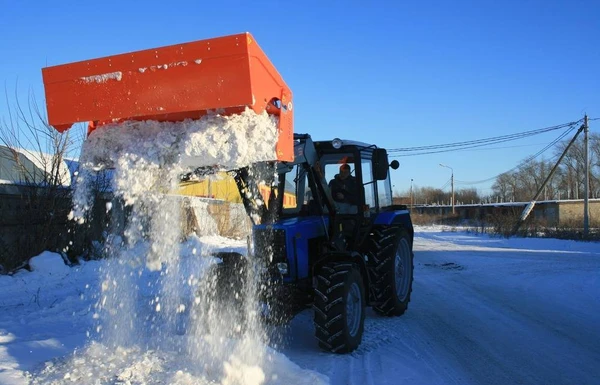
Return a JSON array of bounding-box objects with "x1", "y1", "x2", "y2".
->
[
  {"x1": 1, "y1": 226, "x2": 599, "y2": 384},
  {"x1": 282, "y1": 227, "x2": 600, "y2": 385}
]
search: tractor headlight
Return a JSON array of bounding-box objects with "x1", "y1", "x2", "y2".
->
[
  {"x1": 332, "y1": 138, "x2": 343, "y2": 149},
  {"x1": 276, "y1": 262, "x2": 289, "y2": 275}
]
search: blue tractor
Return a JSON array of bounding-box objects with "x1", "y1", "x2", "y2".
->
[
  {"x1": 212, "y1": 133, "x2": 415, "y2": 354},
  {"x1": 38, "y1": 30, "x2": 410, "y2": 353}
]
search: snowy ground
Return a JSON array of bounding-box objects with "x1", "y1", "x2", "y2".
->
[{"x1": 1, "y1": 226, "x2": 599, "y2": 385}]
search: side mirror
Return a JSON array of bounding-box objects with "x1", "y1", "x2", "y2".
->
[
  {"x1": 373, "y1": 149, "x2": 389, "y2": 180},
  {"x1": 390, "y1": 160, "x2": 399, "y2": 170}
]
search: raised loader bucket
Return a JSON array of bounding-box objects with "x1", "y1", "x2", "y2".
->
[{"x1": 41, "y1": 32, "x2": 293, "y2": 161}]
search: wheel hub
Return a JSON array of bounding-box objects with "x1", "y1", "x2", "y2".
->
[
  {"x1": 395, "y1": 239, "x2": 411, "y2": 301},
  {"x1": 346, "y1": 282, "x2": 362, "y2": 337}
]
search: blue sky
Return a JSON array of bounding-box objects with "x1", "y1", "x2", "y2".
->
[{"x1": 1, "y1": 0, "x2": 598, "y2": 196}]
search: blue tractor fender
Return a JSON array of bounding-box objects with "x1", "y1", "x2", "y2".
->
[{"x1": 373, "y1": 209, "x2": 414, "y2": 244}]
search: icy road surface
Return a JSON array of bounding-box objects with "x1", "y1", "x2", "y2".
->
[
  {"x1": 1, "y1": 226, "x2": 599, "y2": 384},
  {"x1": 281, "y1": 226, "x2": 600, "y2": 385}
]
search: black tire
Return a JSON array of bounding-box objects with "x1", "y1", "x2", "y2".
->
[
  {"x1": 259, "y1": 269, "x2": 296, "y2": 326},
  {"x1": 313, "y1": 262, "x2": 366, "y2": 353},
  {"x1": 200, "y1": 253, "x2": 249, "y2": 336},
  {"x1": 370, "y1": 227, "x2": 414, "y2": 316}
]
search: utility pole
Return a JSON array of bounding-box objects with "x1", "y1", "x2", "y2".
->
[
  {"x1": 439, "y1": 164, "x2": 455, "y2": 214},
  {"x1": 512, "y1": 119, "x2": 587, "y2": 235},
  {"x1": 584, "y1": 115, "x2": 589, "y2": 237}
]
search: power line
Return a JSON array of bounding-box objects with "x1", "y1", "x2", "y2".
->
[
  {"x1": 456, "y1": 124, "x2": 578, "y2": 185},
  {"x1": 455, "y1": 121, "x2": 580, "y2": 185},
  {"x1": 390, "y1": 120, "x2": 581, "y2": 152},
  {"x1": 440, "y1": 178, "x2": 451, "y2": 191},
  {"x1": 446, "y1": 142, "x2": 554, "y2": 153},
  {"x1": 389, "y1": 119, "x2": 582, "y2": 157}
]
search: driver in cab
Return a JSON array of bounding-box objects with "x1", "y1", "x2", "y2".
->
[{"x1": 329, "y1": 163, "x2": 358, "y2": 214}]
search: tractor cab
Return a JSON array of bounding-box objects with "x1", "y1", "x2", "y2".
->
[
  {"x1": 267, "y1": 136, "x2": 400, "y2": 251},
  {"x1": 274, "y1": 138, "x2": 398, "y2": 211}
]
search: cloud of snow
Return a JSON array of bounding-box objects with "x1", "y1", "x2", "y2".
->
[{"x1": 36, "y1": 108, "x2": 298, "y2": 385}]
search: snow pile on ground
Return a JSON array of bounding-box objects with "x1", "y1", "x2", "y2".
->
[
  {"x1": 0, "y1": 238, "x2": 328, "y2": 385},
  {"x1": 27, "y1": 252, "x2": 70, "y2": 276},
  {"x1": 31, "y1": 340, "x2": 324, "y2": 385}
]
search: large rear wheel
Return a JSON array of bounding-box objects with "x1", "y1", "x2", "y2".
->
[{"x1": 371, "y1": 228, "x2": 414, "y2": 316}]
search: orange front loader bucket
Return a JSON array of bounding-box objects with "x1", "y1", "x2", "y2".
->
[{"x1": 41, "y1": 32, "x2": 293, "y2": 161}]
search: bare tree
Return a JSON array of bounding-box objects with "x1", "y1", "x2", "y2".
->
[
  {"x1": 553, "y1": 133, "x2": 599, "y2": 200},
  {"x1": 491, "y1": 131, "x2": 600, "y2": 204},
  {"x1": 589, "y1": 133, "x2": 600, "y2": 198},
  {"x1": 414, "y1": 187, "x2": 445, "y2": 205},
  {"x1": 513, "y1": 158, "x2": 559, "y2": 201},
  {"x1": 0, "y1": 87, "x2": 86, "y2": 271},
  {"x1": 492, "y1": 172, "x2": 518, "y2": 202},
  {"x1": 455, "y1": 188, "x2": 480, "y2": 204}
]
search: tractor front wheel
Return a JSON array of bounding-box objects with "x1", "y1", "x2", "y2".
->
[{"x1": 313, "y1": 262, "x2": 365, "y2": 353}]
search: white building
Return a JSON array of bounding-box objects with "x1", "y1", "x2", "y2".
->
[{"x1": 0, "y1": 145, "x2": 71, "y2": 187}]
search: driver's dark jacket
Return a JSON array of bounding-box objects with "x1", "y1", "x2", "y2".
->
[{"x1": 328, "y1": 174, "x2": 358, "y2": 205}]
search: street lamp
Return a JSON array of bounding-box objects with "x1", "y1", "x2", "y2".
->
[
  {"x1": 439, "y1": 163, "x2": 454, "y2": 214},
  {"x1": 410, "y1": 178, "x2": 414, "y2": 210}
]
